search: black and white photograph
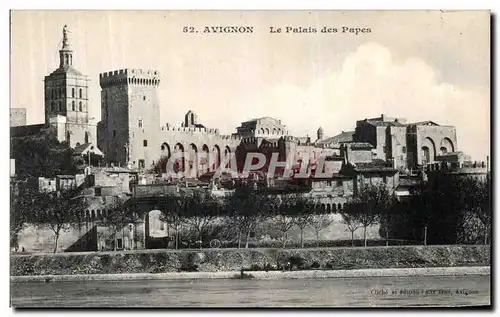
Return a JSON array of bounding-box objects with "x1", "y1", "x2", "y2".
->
[{"x1": 9, "y1": 9, "x2": 491, "y2": 308}]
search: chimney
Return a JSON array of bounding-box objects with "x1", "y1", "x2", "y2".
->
[{"x1": 381, "y1": 114, "x2": 385, "y2": 121}]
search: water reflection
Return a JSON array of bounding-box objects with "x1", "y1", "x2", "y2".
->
[{"x1": 11, "y1": 275, "x2": 490, "y2": 307}]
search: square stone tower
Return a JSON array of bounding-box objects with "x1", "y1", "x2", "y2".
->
[
  {"x1": 98, "y1": 69, "x2": 161, "y2": 169},
  {"x1": 44, "y1": 25, "x2": 94, "y2": 147}
]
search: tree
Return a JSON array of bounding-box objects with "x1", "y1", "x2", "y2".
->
[
  {"x1": 408, "y1": 175, "x2": 442, "y2": 245},
  {"x1": 293, "y1": 196, "x2": 317, "y2": 248},
  {"x1": 34, "y1": 188, "x2": 87, "y2": 253},
  {"x1": 160, "y1": 196, "x2": 186, "y2": 250},
  {"x1": 346, "y1": 185, "x2": 392, "y2": 247},
  {"x1": 10, "y1": 181, "x2": 37, "y2": 249},
  {"x1": 183, "y1": 190, "x2": 221, "y2": 248},
  {"x1": 340, "y1": 204, "x2": 363, "y2": 247},
  {"x1": 377, "y1": 192, "x2": 398, "y2": 247},
  {"x1": 10, "y1": 133, "x2": 80, "y2": 179},
  {"x1": 309, "y1": 207, "x2": 334, "y2": 246},
  {"x1": 227, "y1": 184, "x2": 274, "y2": 248},
  {"x1": 151, "y1": 155, "x2": 170, "y2": 174},
  {"x1": 478, "y1": 177, "x2": 491, "y2": 244},
  {"x1": 456, "y1": 176, "x2": 491, "y2": 244},
  {"x1": 407, "y1": 173, "x2": 467, "y2": 245},
  {"x1": 105, "y1": 197, "x2": 140, "y2": 251},
  {"x1": 271, "y1": 193, "x2": 297, "y2": 248}
]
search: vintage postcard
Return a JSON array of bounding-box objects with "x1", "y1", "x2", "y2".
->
[{"x1": 10, "y1": 10, "x2": 491, "y2": 308}]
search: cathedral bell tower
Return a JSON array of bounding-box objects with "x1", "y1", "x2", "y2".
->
[{"x1": 44, "y1": 25, "x2": 95, "y2": 148}]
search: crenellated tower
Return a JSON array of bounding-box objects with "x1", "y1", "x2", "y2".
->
[{"x1": 98, "y1": 69, "x2": 161, "y2": 169}]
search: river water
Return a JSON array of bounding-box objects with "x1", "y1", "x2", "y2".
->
[{"x1": 11, "y1": 275, "x2": 490, "y2": 308}]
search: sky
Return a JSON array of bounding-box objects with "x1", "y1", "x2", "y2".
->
[{"x1": 10, "y1": 10, "x2": 490, "y2": 160}]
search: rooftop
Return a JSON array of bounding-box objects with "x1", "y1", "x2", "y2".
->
[
  {"x1": 352, "y1": 160, "x2": 397, "y2": 172},
  {"x1": 364, "y1": 120, "x2": 406, "y2": 127},
  {"x1": 48, "y1": 66, "x2": 86, "y2": 77},
  {"x1": 56, "y1": 175, "x2": 76, "y2": 179},
  {"x1": 348, "y1": 142, "x2": 374, "y2": 150},
  {"x1": 318, "y1": 131, "x2": 355, "y2": 144},
  {"x1": 397, "y1": 177, "x2": 423, "y2": 187},
  {"x1": 407, "y1": 120, "x2": 440, "y2": 126}
]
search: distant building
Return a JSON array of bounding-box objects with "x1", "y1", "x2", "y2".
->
[
  {"x1": 38, "y1": 174, "x2": 85, "y2": 192},
  {"x1": 353, "y1": 114, "x2": 457, "y2": 171},
  {"x1": 97, "y1": 68, "x2": 242, "y2": 174},
  {"x1": 426, "y1": 153, "x2": 489, "y2": 182}
]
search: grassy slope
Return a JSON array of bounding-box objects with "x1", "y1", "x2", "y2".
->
[{"x1": 10, "y1": 245, "x2": 490, "y2": 276}]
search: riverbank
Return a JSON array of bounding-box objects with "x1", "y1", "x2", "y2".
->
[
  {"x1": 11, "y1": 245, "x2": 490, "y2": 277},
  {"x1": 11, "y1": 266, "x2": 490, "y2": 283}
]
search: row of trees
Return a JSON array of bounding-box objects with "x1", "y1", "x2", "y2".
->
[
  {"x1": 11, "y1": 173, "x2": 491, "y2": 252},
  {"x1": 401, "y1": 174, "x2": 491, "y2": 245},
  {"x1": 156, "y1": 186, "x2": 335, "y2": 249},
  {"x1": 10, "y1": 184, "x2": 88, "y2": 253},
  {"x1": 339, "y1": 174, "x2": 491, "y2": 247}
]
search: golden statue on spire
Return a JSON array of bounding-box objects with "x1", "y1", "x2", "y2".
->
[{"x1": 62, "y1": 25, "x2": 70, "y2": 48}]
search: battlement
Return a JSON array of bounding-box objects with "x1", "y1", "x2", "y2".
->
[
  {"x1": 241, "y1": 137, "x2": 258, "y2": 144},
  {"x1": 426, "y1": 161, "x2": 488, "y2": 174},
  {"x1": 160, "y1": 124, "x2": 220, "y2": 135},
  {"x1": 99, "y1": 68, "x2": 161, "y2": 88},
  {"x1": 220, "y1": 134, "x2": 242, "y2": 140},
  {"x1": 158, "y1": 124, "x2": 243, "y2": 140},
  {"x1": 282, "y1": 135, "x2": 298, "y2": 142}
]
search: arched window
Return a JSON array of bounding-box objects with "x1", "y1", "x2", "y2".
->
[
  {"x1": 72, "y1": 100, "x2": 75, "y2": 111},
  {"x1": 79, "y1": 88, "x2": 82, "y2": 99},
  {"x1": 79, "y1": 101, "x2": 82, "y2": 111},
  {"x1": 422, "y1": 146, "x2": 430, "y2": 164},
  {"x1": 72, "y1": 88, "x2": 75, "y2": 98}
]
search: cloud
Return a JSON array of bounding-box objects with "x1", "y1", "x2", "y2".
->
[{"x1": 216, "y1": 42, "x2": 489, "y2": 160}]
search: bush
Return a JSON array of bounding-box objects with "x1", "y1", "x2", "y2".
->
[
  {"x1": 10, "y1": 245, "x2": 490, "y2": 276},
  {"x1": 310, "y1": 261, "x2": 321, "y2": 269}
]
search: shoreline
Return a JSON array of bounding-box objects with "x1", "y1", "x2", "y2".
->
[{"x1": 11, "y1": 266, "x2": 490, "y2": 283}]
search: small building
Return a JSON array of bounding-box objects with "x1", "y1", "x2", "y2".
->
[
  {"x1": 340, "y1": 142, "x2": 374, "y2": 164},
  {"x1": 72, "y1": 143, "x2": 104, "y2": 165},
  {"x1": 433, "y1": 151, "x2": 471, "y2": 170},
  {"x1": 394, "y1": 176, "x2": 423, "y2": 200},
  {"x1": 56, "y1": 174, "x2": 85, "y2": 190},
  {"x1": 38, "y1": 177, "x2": 57, "y2": 192}
]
